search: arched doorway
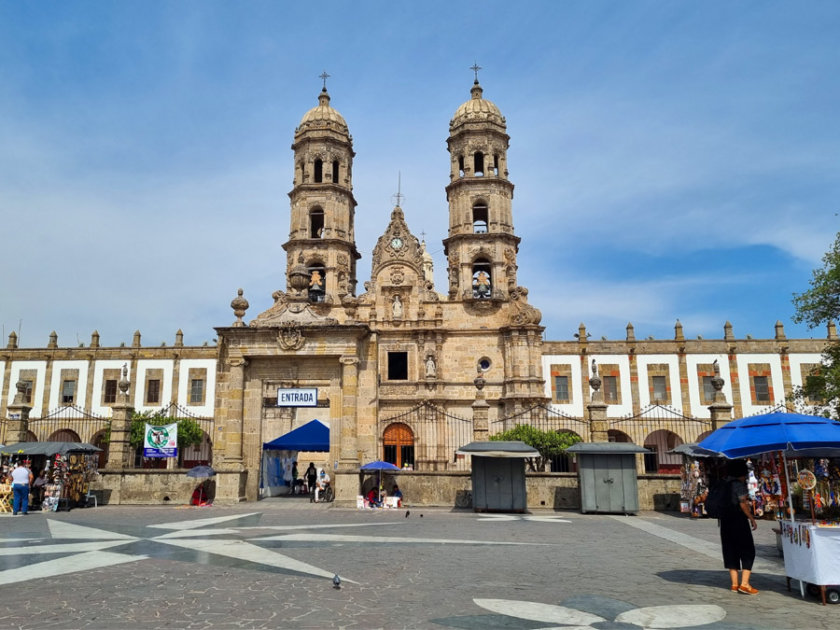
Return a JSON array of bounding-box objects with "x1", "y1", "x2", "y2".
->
[
  {"x1": 90, "y1": 429, "x2": 110, "y2": 469},
  {"x1": 607, "y1": 429, "x2": 632, "y2": 443},
  {"x1": 48, "y1": 429, "x2": 81, "y2": 443},
  {"x1": 644, "y1": 429, "x2": 683, "y2": 474},
  {"x1": 383, "y1": 423, "x2": 414, "y2": 469}
]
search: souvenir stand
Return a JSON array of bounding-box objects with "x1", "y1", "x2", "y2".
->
[
  {"x1": 697, "y1": 412, "x2": 840, "y2": 605},
  {"x1": 0, "y1": 442, "x2": 101, "y2": 511}
]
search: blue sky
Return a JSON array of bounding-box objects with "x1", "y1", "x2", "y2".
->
[{"x1": 1, "y1": 1, "x2": 838, "y2": 348}]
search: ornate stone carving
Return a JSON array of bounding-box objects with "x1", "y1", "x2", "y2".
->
[
  {"x1": 230, "y1": 288, "x2": 249, "y2": 327},
  {"x1": 425, "y1": 353, "x2": 437, "y2": 378},
  {"x1": 508, "y1": 286, "x2": 542, "y2": 326},
  {"x1": 278, "y1": 322, "x2": 306, "y2": 351},
  {"x1": 389, "y1": 266, "x2": 405, "y2": 285}
]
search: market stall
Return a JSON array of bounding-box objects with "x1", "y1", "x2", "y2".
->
[
  {"x1": 698, "y1": 411, "x2": 840, "y2": 605},
  {"x1": 260, "y1": 419, "x2": 329, "y2": 497},
  {"x1": 1, "y1": 441, "x2": 101, "y2": 511}
]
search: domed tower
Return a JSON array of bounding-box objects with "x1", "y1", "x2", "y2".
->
[
  {"x1": 283, "y1": 84, "x2": 360, "y2": 304},
  {"x1": 443, "y1": 74, "x2": 519, "y2": 302}
]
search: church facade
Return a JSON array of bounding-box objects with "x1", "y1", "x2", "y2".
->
[{"x1": 0, "y1": 79, "x2": 831, "y2": 504}]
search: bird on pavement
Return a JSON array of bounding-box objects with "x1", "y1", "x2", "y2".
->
[{"x1": 333, "y1": 574, "x2": 341, "y2": 589}]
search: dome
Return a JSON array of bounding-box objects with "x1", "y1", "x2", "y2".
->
[
  {"x1": 450, "y1": 81, "x2": 506, "y2": 129},
  {"x1": 298, "y1": 88, "x2": 348, "y2": 134}
]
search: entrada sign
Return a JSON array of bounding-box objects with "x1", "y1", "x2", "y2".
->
[{"x1": 277, "y1": 387, "x2": 318, "y2": 407}]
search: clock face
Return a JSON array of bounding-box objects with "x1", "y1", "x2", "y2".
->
[{"x1": 391, "y1": 237, "x2": 403, "y2": 250}]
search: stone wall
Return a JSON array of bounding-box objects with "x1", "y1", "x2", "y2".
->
[{"x1": 96, "y1": 468, "x2": 681, "y2": 512}]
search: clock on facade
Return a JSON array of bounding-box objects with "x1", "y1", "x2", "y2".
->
[{"x1": 391, "y1": 237, "x2": 403, "y2": 250}]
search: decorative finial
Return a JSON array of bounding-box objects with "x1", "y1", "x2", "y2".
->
[
  {"x1": 319, "y1": 70, "x2": 330, "y2": 91},
  {"x1": 118, "y1": 363, "x2": 130, "y2": 396},
  {"x1": 470, "y1": 62, "x2": 482, "y2": 84},
  {"x1": 231, "y1": 288, "x2": 249, "y2": 327}
]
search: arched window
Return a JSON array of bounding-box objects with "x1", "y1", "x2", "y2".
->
[
  {"x1": 472, "y1": 259, "x2": 492, "y2": 299},
  {"x1": 308, "y1": 264, "x2": 326, "y2": 302},
  {"x1": 383, "y1": 422, "x2": 414, "y2": 469},
  {"x1": 474, "y1": 152, "x2": 484, "y2": 176},
  {"x1": 309, "y1": 207, "x2": 324, "y2": 238},
  {"x1": 472, "y1": 202, "x2": 488, "y2": 233},
  {"x1": 458, "y1": 156, "x2": 465, "y2": 178},
  {"x1": 314, "y1": 159, "x2": 323, "y2": 183},
  {"x1": 332, "y1": 160, "x2": 340, "y2": 183},
  {"x1": 607, "y1": 429, "x2": 631, "y2": 443},
  {"x1": 493, "y1": 154, "x2": 500, "y2": 176}
]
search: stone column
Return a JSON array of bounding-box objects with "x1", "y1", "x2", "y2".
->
[
  {"x1": 587, "y1": 361, "x2": 608, "y2": 442},
  {"x1": 338, "y1": 356, "x2": 360, "y2": 467},
  {"x1": 106, "y1": 367, "x2": 134, "y2": 470},
  {"x1": 223, "y1": 358, "x2": 246, "y2": 464},
  {"x1": 472, "y1": 373, "x2": 489, "y2": 441},
  {"x1": 6, "y1": 381, "x2": 33, "y2": 444},
  {"x1": 708, "y1": 360, "x2": 732, "y2": 430}
]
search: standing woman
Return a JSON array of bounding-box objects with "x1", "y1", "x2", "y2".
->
[
  {"x1": 11, "y1": 460, "x2": 33, "y2": 516},
  {"x1": 720, "y1": 459, "x2": 759, "y2": 594}
]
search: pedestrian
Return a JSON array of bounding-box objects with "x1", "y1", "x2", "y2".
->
[
  {"x1": 306, "y1": 462, "x2": 318, "y2": 502},
  {"x1": 720, "y1": 459, "x2": 759, "y2": 594},
  {"x1": 11, "y1": 460, "x2": 33, "y2": 516},
  {"x1": 291, "y1": 461, "x2": 299, "y2": 494}
]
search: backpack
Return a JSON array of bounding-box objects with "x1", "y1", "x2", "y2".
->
[{"x1": 704, "y1": 479, "x2": 739, "y2": 519}]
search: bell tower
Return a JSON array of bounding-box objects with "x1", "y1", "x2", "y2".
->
[
  {"x1": 283, "y1": 78, "x2": 360, "y2": 304},
  {"x1": 443, "y1": 68, "x2": 520, "y2": 302}
]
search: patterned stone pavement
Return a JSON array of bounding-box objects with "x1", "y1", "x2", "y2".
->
[{"x1": 0, "y1": 502, "x2": 835, "y2": 629}]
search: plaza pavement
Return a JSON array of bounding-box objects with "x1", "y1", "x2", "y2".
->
[{"x1": 0, "y1": 500, "x2": 835, "y2": 630}]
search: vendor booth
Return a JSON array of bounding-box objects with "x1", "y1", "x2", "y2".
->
[
  {"x1": 567, "y1": 442, "x2": 649, "y2": 515},
  {"x1": 698, "y1": 411, "x2": 840, "y2": 605},
  {"x1": 457, "y1": 441, "x2": 538, "y2": 513},
  {"x1": 1, "y1": 441, "x2": 101, "y2": 511},
  {"x1": 260, "y1": 419, "x2": 329, "y2": 497}
]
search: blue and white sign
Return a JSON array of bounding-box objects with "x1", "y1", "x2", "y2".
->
[
  {"x1": 143, "y1": 422, "x2": 178, "y2": 458},
  {"x1": 276, "y1": 388, "x2": 318, "y2": 407}
]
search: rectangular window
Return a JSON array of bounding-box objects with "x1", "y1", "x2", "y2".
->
[
  {"x1": 753, "y1": 376, "x2": 770, "y2": 403},
  {"x1": 61, "y1": 380, "x2": 76, "y2": 404},
  {"x1": 651, "y1": 376, "x2": 667, "y2": 403},
  {"x1": 104, "y1": 379, "x2": 117, "y2": 404},
  {"x1": 603, "y1": 376, "x2": 618, "y2": 403},
  {"x1": 553, "y1": 375, "x2": 570, "y2": 403},
  {"x1": 387, "y1": 352, "x2": 408, "y2": 380},
  {"x1": 146, "y1": 379, "x2": 161, "y2": 404},
  {"x1": 702, "y1": 376, "x2": 715, "y2": 404},
  {"x1": 189, "y1": 379, "x2": 205, "y2": 405}
]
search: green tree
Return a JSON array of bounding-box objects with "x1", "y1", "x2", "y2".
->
[
  {"x1": 490, "y1": 424, "x2": 581, "y2": 472},
  {"x1": 791, "y1": 232, "x2": 840, "y2": 418}
]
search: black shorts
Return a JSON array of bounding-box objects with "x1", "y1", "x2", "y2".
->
[{"x1": 720, "y1": 515, "x2": 755, "y2": 571}]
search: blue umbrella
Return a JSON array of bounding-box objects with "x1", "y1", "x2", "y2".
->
[
  {"x1": 697, "y1": 412, "x2": 840, "y2": 459},
  {"x1": 360, "y1": 461, "x2": 401, "y2": 471},
  {"x1": 360, "y1": 461, "x2": 400, "y2": 504}
]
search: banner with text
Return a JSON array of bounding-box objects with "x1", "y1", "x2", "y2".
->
[
  {"x1": 143, "y1": 422, "x2": 178, "y2": 458},
  {"x1": 276, "y1": 387, "x2": 318, "y2": 407}
]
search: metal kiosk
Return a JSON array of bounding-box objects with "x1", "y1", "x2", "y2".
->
[
  {"x1": 458, "y1": 441, "x2": 538, "y2": 513},
  {"x1": 566, "y1": 442, "x2": 649, "y2": 515}
]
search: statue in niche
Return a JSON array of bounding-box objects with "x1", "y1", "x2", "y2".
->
[
  {"x1": 392, "y1": 294, "x2": 403, "y2": 318},
  {"x1": 425, "y1": 354, "x2": 437, "y2": 378}
]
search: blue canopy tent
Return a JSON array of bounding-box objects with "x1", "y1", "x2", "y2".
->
[
  {"x1": 263, "y1": 419, "x2": 330, "y2": 452},
  {"x1": 261, "y1": 420, "x2": 330, "y2": 497}
]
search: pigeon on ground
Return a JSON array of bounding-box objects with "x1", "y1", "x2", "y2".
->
[
  {"x1": 333, "y1": 574, "x2": 341, "y2": 589},
  {"x1": 405, "y1": 510, "x2": 410, "y2": 518}
]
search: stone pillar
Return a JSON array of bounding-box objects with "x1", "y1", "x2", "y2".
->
[
  {"x1": 223, "y1": 358, "x2": 246, "y2": 464},
  {"x1": 472, "y1": 373, "x2": 489, "y2": 441},
  {"x1": 105, "y1": 366, "x2": 134, "y2": 470},
  {"x1": 338, "y1": 356, "x2": 360, "y2": 467},
  {"x1": 708, "y1": 360, "x2": 732, "y2": 430},
  {"x1": 6, "y1": 381, "x2": 33, "y2": 444},
  {"x1": 587, "y1": 361, "x2": 608, "y2": 442}
]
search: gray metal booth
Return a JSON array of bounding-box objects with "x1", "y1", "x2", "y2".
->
[
  {"x1": 566, "y1": 442, "x2": 649, "y2": 515},
  {"x1": 458, "y1": 441, "x2": 539, "y2": 513}
]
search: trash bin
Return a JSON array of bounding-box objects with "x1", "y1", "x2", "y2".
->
[{"x1": 566, "y1": 442, "x2": 649, "y2": 515}]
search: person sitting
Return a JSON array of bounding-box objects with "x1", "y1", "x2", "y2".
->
[
  {"x1": 365, "y1": 487, "x2": 381, "y2": 508},
  {"x1": 191, "y1": 481, "x2": 211, "y2": 506},
  {"x1": 314, "y1": 469, "x2": 331, "y2": 503},
  {"x1": 391, "y1": 484, "x2": 403, "y2": 507}
]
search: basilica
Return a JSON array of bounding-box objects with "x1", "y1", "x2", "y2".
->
[{"x1": 0, "y1": 77, "x2": 830, "y2": 507}]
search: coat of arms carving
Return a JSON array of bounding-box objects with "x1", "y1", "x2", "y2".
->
[{"x1": 277, "y1": 321, "x2": 306, "y2": 350}]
